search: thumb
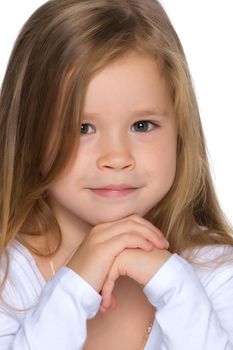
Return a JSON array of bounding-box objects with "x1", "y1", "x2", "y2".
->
[
  {"x1": 109, "y1": 293, "x2": 117, "y2": 310},
  {"x1": 100, "y1": 293, "x2": 117, "y2": 312}
]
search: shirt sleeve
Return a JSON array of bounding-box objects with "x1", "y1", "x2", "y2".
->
[
  {"x1": 0, "y1": 266, "x2": 102, "y2": 350},
  {"x1": 143, "y1": 253, "x2": 233, "y2": 350}
]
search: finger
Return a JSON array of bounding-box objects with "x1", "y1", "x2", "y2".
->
[
  {"x1": 114, "y1": 214, "x2": 161, "y2": 236},
  {"x1": 104, "y1": 233, "x2": 155, "y2": 255},
  {"x1": 109, "y1": 294, "x2": 117, "y2": 310},
  {"x1": 122, "y1": 223, "x2": 169, "y2": 249},
  {"x1": 127, "y1": 214, "x2": 169, "y2": 245},
  {"x1": 101, "y1": 261, "x2": 120, "y2": 309},
  {"x1": 101, "y1": 280, "x2": 115, "y2": 309},
  {"x1": 97, "y1": 219, "x2": 169, "y2": 249},
  {"x1": 100, "y1": 294, "x2": 117, "y2": 312},
  {"x1": 130, "y1": 221, "x2": 168, "y2": 248},
  {"x1": 100, "y1": 304, "x2": 107, "y2": 313}
]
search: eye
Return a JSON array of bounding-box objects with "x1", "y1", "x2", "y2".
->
[
  {"x1": 80, "y1": 123, "x2": 95, "y2": 135},
  {"x1": 131, "y1": 120, "x2": 157, "y2": 132}
]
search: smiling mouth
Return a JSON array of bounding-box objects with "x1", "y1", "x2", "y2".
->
[{"x1": 89, "y1": 188, "x2": 137, "y2": 198}]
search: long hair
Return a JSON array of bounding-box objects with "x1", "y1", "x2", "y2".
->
[{"x1": 1, "y1": 0, "x2": 233, "y2": 302}]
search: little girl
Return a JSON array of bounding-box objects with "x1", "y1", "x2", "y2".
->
[{"x1": 0, "y1": 0, "x2": 233, "y2": 349}]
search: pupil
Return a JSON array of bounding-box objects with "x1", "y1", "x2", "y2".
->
[
  {"x1": 81, "y1": 124, "x2": 88, "y2": 133},
  {"x1": 137, "y1": 122, "x2": 146, "y2": 131}
]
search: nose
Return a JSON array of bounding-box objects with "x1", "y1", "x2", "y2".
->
[{"x1": 96, "y1": 138, "x2": 135, "y2": 172}]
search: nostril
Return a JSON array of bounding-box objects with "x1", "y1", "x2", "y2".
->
[{"x1": 97, "y1": 154, "x2": 135, "y2": 170}]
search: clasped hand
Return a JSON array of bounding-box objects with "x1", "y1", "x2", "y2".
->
[
  {"x1": 100, "y1": 230, "x2": 171, "y2": 312},
  {"x1": 67, "y1": 214, "x2": 171, "y2": 313}
]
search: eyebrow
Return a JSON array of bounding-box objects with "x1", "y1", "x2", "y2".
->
[
  {"x1": 82, "y1": 108, "x2": 168, "y2": 119},
  {"x1": 131, "y1": 108, "x2": 168, "y2": 118}
]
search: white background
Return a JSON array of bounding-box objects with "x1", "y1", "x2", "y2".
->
[{"x1": 0, "y1": 1, "x2": 232, "y2": 225}]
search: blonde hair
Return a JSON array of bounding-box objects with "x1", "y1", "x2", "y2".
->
[{"x1": 1, "y1": 0, "x2": 233, "y2": 307}]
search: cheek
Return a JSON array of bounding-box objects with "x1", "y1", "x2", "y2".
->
[
  {"x1": 148, "y1": 134, "x2": 177, "y2": 181},
  {"x1": 47, "y1": 158, "x2": 81, "y2": 198},
  {"x1": 163, "y1": 139, "x2": 177, "y2": 171}
]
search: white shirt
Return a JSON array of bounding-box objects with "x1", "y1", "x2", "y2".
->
[{"x1": 0, "y1": 239, "x2": 233, "y2": 349}]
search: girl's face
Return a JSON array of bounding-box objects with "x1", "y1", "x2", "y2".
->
[{"x1": 48, "y1": 51, "x2": 177, "y2": 228}]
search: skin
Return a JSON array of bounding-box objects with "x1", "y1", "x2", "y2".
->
[{"x1": 47, "y1": 50, "x2": 177, "y2": 311}]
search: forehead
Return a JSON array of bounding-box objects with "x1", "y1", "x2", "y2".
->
[{"x1": 82, "y1": 52, "x2": 173, "y2": 119}]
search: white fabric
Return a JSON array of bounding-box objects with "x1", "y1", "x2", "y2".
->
[{"x1": 0, "y1": 239, "x2": 233, "y2": 349}]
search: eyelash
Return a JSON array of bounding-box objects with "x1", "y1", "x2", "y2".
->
[{"x1": 80, "y1": 120, "x2": 158, "y2": 135}]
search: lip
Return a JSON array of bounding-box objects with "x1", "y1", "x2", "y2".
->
[
  {"x1": 92, "y1": 184, "x2": 137, "y2": 190},
  {"x1": 88, "y1": 184, "x2": 139, "y2": 198},
  {"x1": 89, "y1": 188, "x2": 137, "y2": 198}
]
